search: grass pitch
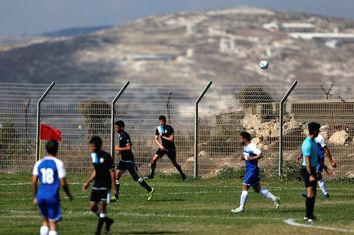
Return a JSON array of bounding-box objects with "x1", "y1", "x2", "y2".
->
[{"x1": 0, "y1": 173, "x2": 353, "y2": 235}]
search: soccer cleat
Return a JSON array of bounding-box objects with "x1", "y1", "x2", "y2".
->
[
  {"x1": 144, "y1": 175, "x2": 154, "y2": 180},
  {"x1": 323, "y1": 193, "x2": 330, "y2": 199},
  {"x1": 110, "y1": 195, "x2": 119, "y2": 202},
  {"x1": 274, "y1": 197, "x2": 280, "y2": 209},
  {"x1": 105, "y1": 218, "x2": 114, "y2": 234},
  {"x1": 301, "y1": 192, "x2": 307, "y2": 198},
  {"x1": 304, "y1": 217, "x2": 314, "y2": 223},
  {"x1": 148, "y1": 187, "x2": 155, "y2": 201},
  {"x1": 304, "y1": 216, "x2": 316, "y2": 223},
  {"x1": 231, "y1": 207, "x2": 244, "y2": 213}
]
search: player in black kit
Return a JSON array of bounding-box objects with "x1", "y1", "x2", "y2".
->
[
  {"x1": 82, "y1": 136, "x2": 115, "y2": 235},
  {"x1": 111, "y1": 120, "x2": 155, "y2": 202},
  {"x1": 145, "y1": 115, "x2": 186, "y2": 181}
]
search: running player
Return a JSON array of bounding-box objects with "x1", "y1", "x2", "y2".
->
[
  {"x1": 82, "y1": 136, "x2": 115, "y2": 235},
  {"x1": 231, "y1": 132, "x2": 280, "y2": 213},
  {"x1": 111, "y1": 120, "x2": 155, "y2": 202},
  {"x1": 299, "y1": 133, "x2": 337, "y2": 199},
  {"x1": 145, "y1": 115, "x2": 186, "y2": 180},
  {"x1": 32, "y1": 139, "x2": 73, "y2": 235},
  {"x1": 301, "y1": 122, "x2": 321, "y2": 222}
]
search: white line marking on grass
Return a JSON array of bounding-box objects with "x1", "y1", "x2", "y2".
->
[
  {"x1": 112, "y1": 211, "x2": 283, "y2": 221},
  {"x1": 115, "y1": 183, "x2": 354, "y2": 191},
  {"x1": 2, "y1": 182, "x2": 354, "y2": 192},
  {"x1": 284, "y1": 218, "x2": 354, "y2": 233},
  {"x1": 3, "y1": 209, "x2": 282, "y2": 221}
]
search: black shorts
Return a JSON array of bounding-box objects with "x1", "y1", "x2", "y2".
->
[
  {"x1": 155, "y1": 148, "x2": 176, "y2": 161},
  {"x1": 117, "y1": 160, "x2": 138, "y2": 175},
  {"x1": 90, "y1": 189, "x2": 110, "y2": 204},
  {"x1": 301, "y1": 167, "x2": 317, "y2": 188}
]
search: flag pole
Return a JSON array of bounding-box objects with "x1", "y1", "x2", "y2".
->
[{"x1": 39, "y1": 140, "x2": 42, "y2": 159}]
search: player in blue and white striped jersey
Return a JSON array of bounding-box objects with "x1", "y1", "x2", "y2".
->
[
  {"x1": 231, "y1": 132, "x2": 280, "y2": 213},
  {"x1": 315, "y1": 134, "x2": 337, "y2": 198},
  {"x1": 32, "y1": 140, "x2": 73, "y2": 235}
]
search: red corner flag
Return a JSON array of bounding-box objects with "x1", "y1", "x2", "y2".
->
[{"x1": 40, "y1": 124, "x2": 62, "y2": 142}]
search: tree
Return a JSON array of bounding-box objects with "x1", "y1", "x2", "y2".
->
[
  {"x1": 79, "y1": 99, "x2": 110, "y2": 135},
  {"x1": 235, "y1": 85, "x2": 274, "y2": 118}
]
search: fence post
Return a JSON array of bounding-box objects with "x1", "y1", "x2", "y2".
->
[
  {"x1": 194, "y1": 81, "x2": 212, "y2": 178},
  {"x1": 111, "y1": 81, "x2": 130, "y2": 159},
  {"x1": 279, "y1": 80, "x2": 298, "y2": 177},
  {"x1": 36, "y1": 82, "x2": 55, "y2": 162}
]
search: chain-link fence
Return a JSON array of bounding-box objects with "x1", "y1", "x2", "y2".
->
[
  {"x1": 40, "y1": 83, "x2": 125, "y2": 173},
  {"x1": 0, "y1": 83, "x2": 49, "y2": 171},
  {"x1": 198, "y1": 83, "x2": 289, "y2": 177},
  {"x1": 0, "y1": 82, "x2": 353, "y2": 178},
  {"x1": 115, "y1": 83, "x2": 203, "y2": 176},
  {"x1": 285, "y1": 83, "x2": 354, "y2": 178}
]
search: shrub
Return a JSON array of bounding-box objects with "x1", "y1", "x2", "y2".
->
[
  {"x1": 217, "y1": 165, "x2": 246, "y2": 179},
  {"x1": 277, "y1": 160, "x2": 302, "y2": 180}
]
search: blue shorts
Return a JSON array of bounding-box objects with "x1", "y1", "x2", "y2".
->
[
  {"x1": 243, "y1": 168, "x2": 260, "y2": 187},
  {"x1": 37, "y1": 196, "x2": 62, "y2": 222},
  {"x1": 316, "y1": 157, "x2": 325, "y2": 172}
]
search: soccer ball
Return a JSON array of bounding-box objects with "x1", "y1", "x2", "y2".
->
[{"x1": 259, "y1": 60, "x2": 269, "y2": 69}]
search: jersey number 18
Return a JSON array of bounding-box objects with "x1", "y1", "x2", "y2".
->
[{"x1": 40, "y1": 168, "x2": 54, "y2": 184}]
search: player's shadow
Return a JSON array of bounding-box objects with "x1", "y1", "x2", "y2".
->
[
  {"x1": 120, "y1": 232, "x2": 181, "y2": 234},
  {"x1": 153, "y1": 198, "x2": 185, "y2": 202},
  {"x1": 276, "y1": 208, "x2": 304, "y2": 213}
]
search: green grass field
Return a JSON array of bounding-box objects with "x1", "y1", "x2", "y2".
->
[{"x1": 0, "y1": 173, "x2": 353, "y2": 235}]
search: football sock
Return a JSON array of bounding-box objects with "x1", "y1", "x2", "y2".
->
[
  {"x1": 91, "y1": 207, "x2": 100, "y2": 217},
  {"x1": 306, "y1": 196, "x2": 316, "y2": 218},
  {"x1": 40, "y1": 226, "x2": 49, "y2": 235},
  {"x1": 175, "y1": 164, "x2": 185, "y2": 176},
  {"x1": 115, "y1": 180, "x2": 120, "y2": 197},
  {"x1": 310, "y1": 197, "x2": 316, "y2": 217},
  {"x1": 306, "y1": 197, "x2": 311, "y2": 218},
  {"x1": 260, "y1": 188, "x2": 276, "y2": 201},
  {"x1": 137, "y1": 177, "x2": 152, "y2": 192},
  {"x1": 318, "y1": 179, "x2": 328, "y2": 195},
  {"x1": 96, "y1": 214, "x2": 107, "y2": 234},
  {"x1": 240, "y1": 190, "x2": 248, "y2": 210},
  {"x1": 150, "y1": 162, "x2": 156, "y2": 176}
]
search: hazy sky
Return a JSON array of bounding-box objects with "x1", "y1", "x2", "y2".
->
[{"x1": 1, "y1": 0, "x2": 354, "y2": 36}]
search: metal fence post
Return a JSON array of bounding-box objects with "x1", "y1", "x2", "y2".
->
[
  {"x1": 111, "y1": 81, "x2": 130, "y2": 159},
  {"x1": 194, "y1": 81, "x2": 212, "y2": 178},
  {"x1": 279, "y1": 80, "x2": 298, "y2": 177},
  {"x1": 36, "y1": 82, "x2": 55, "y2": 162}
]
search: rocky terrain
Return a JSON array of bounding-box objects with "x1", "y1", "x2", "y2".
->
[{"x1": 1, "y1": 7, "x2": 354, "y2": 87}]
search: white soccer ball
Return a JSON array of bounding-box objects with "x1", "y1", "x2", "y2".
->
[{"x1": 259, "y1": 60, "x2": 269, "y2": 69}]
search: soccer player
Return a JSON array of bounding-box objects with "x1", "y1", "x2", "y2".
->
[
  {"x1": 231, "y1": 132, "x2": 280, "y2": 213},
  {"x1": 111, "y1": 120, "x2": 155, "y2": 201},
  {"x1": 145, "y1": 115, "x2": 186, "y2": 180},
  {"x1": 301, "y1": 122, "x2": 321, "y2": 222},
  {"x1": 315, "y1": 133, "x2": 337, "y2": 198},
  {"x1": 82, "y1": 136, "x2": 115, "y2": 235},
  {"x1": 300, "y1": 133, "x2": 337, "y2": 199},
  {"x1": 32, "y1": 139, "x2": 73, "y2": 235}
]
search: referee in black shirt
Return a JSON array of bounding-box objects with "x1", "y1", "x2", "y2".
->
[
  {"x1": 145, "y1": 115, "x2": 186, "y2": 181},
  {"x1": 112, "y1": 120, "x2": 155, "y2": 202}
]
